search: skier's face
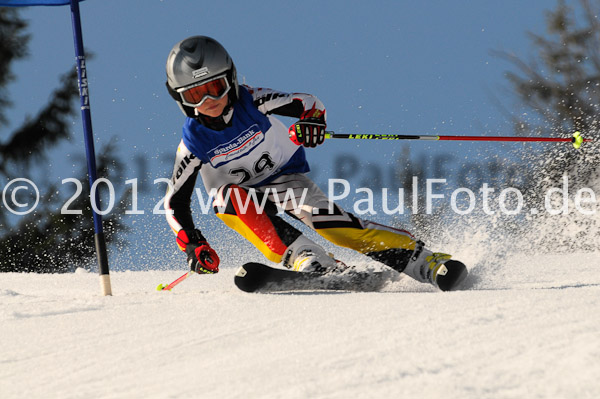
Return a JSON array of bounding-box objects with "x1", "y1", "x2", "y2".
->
[{"x1": 196, "y1": 95, "x2": 228, "y2": 118}]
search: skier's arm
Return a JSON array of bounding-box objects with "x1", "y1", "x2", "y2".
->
[
  {"x1": 164, "y1": 141, "x2": 220, "y2": 273},
  {"x1": 246, "y1": 85, "x2": 327, "y2": 148},
  {"x1": 246, "y1": 85, "x2": 326, "y2": 121},
  {"x1": 164, "y1": 141, "x2": 201, "y2": 234}
]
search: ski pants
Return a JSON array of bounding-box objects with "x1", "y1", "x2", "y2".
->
[{"x1": 212, "y1": 173, "x2": 418, "y2": 272}]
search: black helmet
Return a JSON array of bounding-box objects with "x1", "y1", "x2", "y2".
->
[{"x1": 165, "y1": 36, "x2": 239, "y2": 118}]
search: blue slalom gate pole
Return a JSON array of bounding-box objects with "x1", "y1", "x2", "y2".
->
[
  {"x1": 0, "y1": 1, "x2": 112, "y2": 295},
  {"x1": 69, "y1": 0, "x2": 112, "y2": 295}
]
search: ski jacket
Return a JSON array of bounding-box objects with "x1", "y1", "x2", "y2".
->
[{"x1": 164, "y1": 85, "x2": 326, "y2": 235}]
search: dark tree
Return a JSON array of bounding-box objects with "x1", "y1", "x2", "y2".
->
[
  {"x1": 499, "y1": 0, "x2": 600, "y2": 251},
  {"x1": 0, "y1": 8, "x2": 129, "y2": 272},
  {"x1": 0, "y1": 8, "x2": 28, "y2": 126}
]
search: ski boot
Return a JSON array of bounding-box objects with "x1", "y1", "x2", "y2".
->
[
  {"x1": 403, "y1": 243, "x2": 468, "y2": 291},
  {"x1": 282, "y1": 235, "x2": 344, "y2": 274}
]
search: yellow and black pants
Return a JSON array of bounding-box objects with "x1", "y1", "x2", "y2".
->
[{"x1": 213, "y1": 174, "x2": 418, "y2": 272}]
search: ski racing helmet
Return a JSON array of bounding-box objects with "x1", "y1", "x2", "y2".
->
[{"x1": 165, "y1": 36, "x2": 239, "y2": 118}]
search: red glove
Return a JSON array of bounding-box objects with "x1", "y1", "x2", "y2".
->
[
  {"x1": 177, "y1": 229, "x2": 220, "y2": 274},
  {"x1": 289, "y1": 109, "x2": 326, "y2": 148}
]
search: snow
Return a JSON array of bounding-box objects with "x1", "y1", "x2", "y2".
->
[{"x1": 2, "y1": 253, "x2": 599, "y2": 399}]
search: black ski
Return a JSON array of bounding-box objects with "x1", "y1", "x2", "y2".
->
[
  {"x1": 234, "y1": 262, "x2": 396, "y2": 293},
  {"x1": 435, "y1": 260, "x2": 469, "y2": 291},
  {"x1": 234, "y1": 260, "x2": 469, "y2": 293}
]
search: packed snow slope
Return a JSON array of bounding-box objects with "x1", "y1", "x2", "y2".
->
[{"x1": 1, "y1": 252, "x2": 599, "y2": 399}]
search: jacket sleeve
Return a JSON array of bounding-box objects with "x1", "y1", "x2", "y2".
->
[
  {"x1": 244, "y1": 85, "x2": 326, "y2": 121},
  {"x1": 164, "y1": 140, "x2": 203, "y2": 238}
]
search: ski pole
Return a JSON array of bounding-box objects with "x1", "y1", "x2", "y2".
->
[
  {"x1": 324, "y1": 131, "x2": 590, "y2": 149},
  {"x1": 157, "y1": 270, "x2": 194, "y2": 291}
]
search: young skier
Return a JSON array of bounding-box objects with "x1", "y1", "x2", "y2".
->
[{"x1": 163, "y1": 35, "x2": 467, "y2": 291}]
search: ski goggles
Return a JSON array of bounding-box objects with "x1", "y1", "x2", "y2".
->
[{"x1": 177, "y1": 75, "x2": 230, "y2": 107}]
